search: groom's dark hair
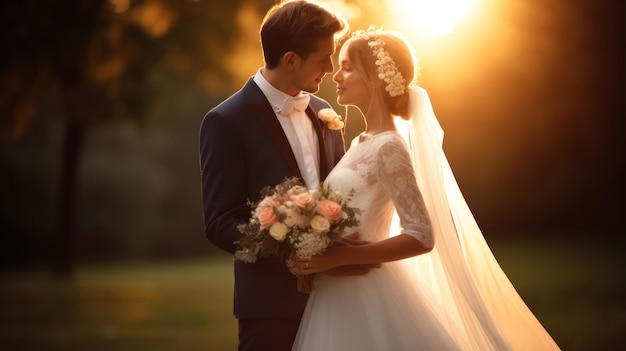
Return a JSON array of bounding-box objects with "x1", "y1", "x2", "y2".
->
[{"x1": 260, "y1": 0, "x2": 347, "y2": 69}]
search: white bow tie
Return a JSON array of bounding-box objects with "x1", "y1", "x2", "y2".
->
[{"x1": 279, "y1": 93, "x2": 310, "y2": 115}]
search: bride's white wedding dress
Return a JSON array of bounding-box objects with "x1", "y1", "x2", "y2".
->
[
  {"x1": 293, "y1": 95, "x2": 559, "y2": 351},
  {"x1": 293, "y1": 131, "x2": 468, "y2": 350},
  {"x1": 293, "y1": 88, "x2": 560, "y2": 350}
]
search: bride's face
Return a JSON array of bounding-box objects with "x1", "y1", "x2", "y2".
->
[{"x1": 332, "y1": 44, "x2": 372, "y2": 109}]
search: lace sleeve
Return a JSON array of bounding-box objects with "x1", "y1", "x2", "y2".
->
[{"x1": 376, "y1": 139, "x2": 434, "y2": 249}]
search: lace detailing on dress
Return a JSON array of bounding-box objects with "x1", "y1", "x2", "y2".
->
[
  {"x1": 326, "y1": 131, "x2": 433, "y2": 248},
  {"x1": 377, "y1": 140, "x2": 433, "y2": 248}
]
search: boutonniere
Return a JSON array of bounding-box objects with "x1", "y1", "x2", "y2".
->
[{"x1": 318, "y1": 108, "x2": 345, "y2": 130}]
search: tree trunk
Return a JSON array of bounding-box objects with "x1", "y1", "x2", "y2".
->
[{"x1": 52, "y1": 115, "x2": 84, "y2": 278}]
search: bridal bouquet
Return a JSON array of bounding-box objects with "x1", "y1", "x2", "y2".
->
[{"x1": 235, "y1": 177, "x2": 360, "y2": 293}]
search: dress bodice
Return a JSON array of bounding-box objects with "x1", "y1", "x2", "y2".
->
[{"x1": 325, "y1": 131, "x2": 433, "y2": 248}]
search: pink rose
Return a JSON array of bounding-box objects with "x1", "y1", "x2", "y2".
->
[
  {"x1": 293, "y1": 192, "x2": 315, "y2": 209},
  {"x1": 258, "y1": 206, "x2": 278, "y2": 230},
  {"x1": 317, "y1": 200, "x2": 342, "y2": 222}
]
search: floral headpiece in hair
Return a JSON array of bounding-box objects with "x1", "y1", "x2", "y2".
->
[{"x1": 352, "y1": 25, "x2": 406, "y2": 97}]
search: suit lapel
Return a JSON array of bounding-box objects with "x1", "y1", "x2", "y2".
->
[
  {"x1": 305, "y1": 107, "x2": 330, "y2": 180},
  {"x1": 243, "y1": 78, "x2": 331, "y2": 182},
  {"x1": 243, "y1": 79, "x2": 301, "y2": 178}
]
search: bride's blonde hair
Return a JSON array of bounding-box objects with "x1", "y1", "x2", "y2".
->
[{"x1": 343, "y1": 29, "x2": 419, "y2": 120}]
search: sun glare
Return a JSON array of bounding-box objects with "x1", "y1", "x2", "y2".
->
[{"x1": 390, "y1": 0, "x2": 476, "y2": 37}]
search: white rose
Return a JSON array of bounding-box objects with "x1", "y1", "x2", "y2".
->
[
  {"x1": 309, "y1": 215, "x2": 330, "y2": 233},
  {"x1": 326, "y1": 119, "x2": 344, "y2": 130},
  {"x1": 269, "y1": 222, "x2": 289, "y2": 242},
  {"x1": 318, "y1": 108, "x2": 344, "y2": 130}
]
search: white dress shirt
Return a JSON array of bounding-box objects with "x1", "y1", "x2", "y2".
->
[{"x1": 253, "y1": 69, "x2": 321, "y2": 190}]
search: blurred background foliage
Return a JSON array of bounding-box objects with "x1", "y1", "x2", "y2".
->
[
  {"x1": 0, "y1": 0, "x2": 277, "y2": 274},
  {"x1": 0, "y1": 0, "x2": 624, "y2": 271},
  {"x1": 0, "y1": 0, "x2": 624, "y2": 349}
]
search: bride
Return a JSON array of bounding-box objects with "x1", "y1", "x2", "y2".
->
[{"x1": 289, "y1": 27, "x2": 561, "y2": 350}]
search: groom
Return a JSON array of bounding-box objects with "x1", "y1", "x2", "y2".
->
[{"x1": 200, "y1": 1, "x2": 348, "y2": 350}]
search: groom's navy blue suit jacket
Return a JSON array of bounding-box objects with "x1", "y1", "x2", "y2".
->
[{"x1": 200, "y1": 78, "x2": 345, "y2": 319}]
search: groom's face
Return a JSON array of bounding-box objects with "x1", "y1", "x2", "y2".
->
[{"x1": 291, "y1": 36, "x2": 336, "y2": 94}]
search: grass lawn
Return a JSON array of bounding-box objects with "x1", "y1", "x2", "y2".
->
[
  {"x1": 0, "y1": 238, "x2": 623, "y2": 350},
  {"x1": 0, "y1": 257, "x2": 238, "y2": 351}
]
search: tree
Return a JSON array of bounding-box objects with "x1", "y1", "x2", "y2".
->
[{"x1": 0, "y1": 0, "x2": 272, "y2": 276}]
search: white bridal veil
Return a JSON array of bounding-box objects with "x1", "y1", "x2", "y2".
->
[{"x1": 393, "y1": 87, "x2": 560, "y2": 350}]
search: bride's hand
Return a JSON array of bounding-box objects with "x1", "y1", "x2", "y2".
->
[
  {"x1": 288, "y1": 252, "x2": 333, "y2": 275},
  {"x1": 289, "y1": 251, "x2": 381, "y2": 276},
  {"x1": 331, "y1": 231, "x2": 369, "y2": 247},
  {"x1": 324, "y1": 232, "x2": 381, "y2": 276},
  {"x1": 287, "y1": 232, "x2": 381, "y2": 276}
]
